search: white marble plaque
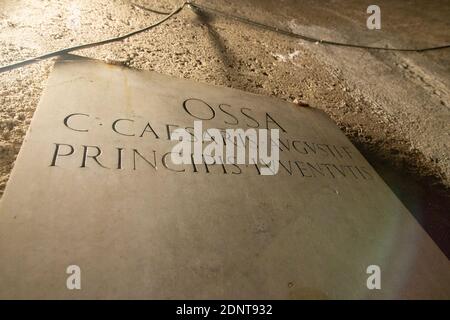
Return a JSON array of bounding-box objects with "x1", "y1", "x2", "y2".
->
[{"x1": 0, "y1": 55, "x2": 448, "y2": 299}]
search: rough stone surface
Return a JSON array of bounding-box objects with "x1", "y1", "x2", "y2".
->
[{"x1": 0, "y1": 1, "x2": 449, "y2": 253}]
